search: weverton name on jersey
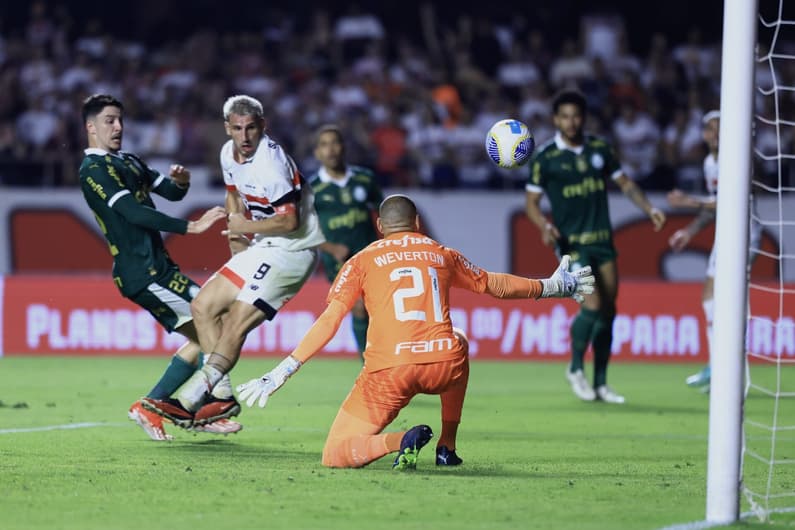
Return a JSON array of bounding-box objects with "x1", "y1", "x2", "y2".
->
[{"x1": 374, "y1": 251, "x2": 445, "y2": 267}]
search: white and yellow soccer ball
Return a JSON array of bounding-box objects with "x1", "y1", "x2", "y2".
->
[{"x1": 485, "y1": 119, "x2": 535, "y2": 169}]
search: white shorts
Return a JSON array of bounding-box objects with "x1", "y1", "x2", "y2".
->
[
  {"x1": 706, "y1": 219, "x2": 762, "y2": 279},
  {"x1": 217, "y1": 245, "x2": 318, "y2": 320}
]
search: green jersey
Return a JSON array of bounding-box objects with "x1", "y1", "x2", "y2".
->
[
  {"x1": 527, "y1": 134, "x2": 622, "y2": 247},
  {"x1": 309, "y1": 165, "x2": 383, "y2": 280},
  {"x1": 79, "y1": 148, "x2": 189, "y2": 297}
]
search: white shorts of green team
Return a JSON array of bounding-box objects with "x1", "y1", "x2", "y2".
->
[
  {"x1": 706, "y1": 217, "x2": 762, "y2": 279},
  {"x1": 219, "y1": 244, "x2": 318, "y2": 312}
]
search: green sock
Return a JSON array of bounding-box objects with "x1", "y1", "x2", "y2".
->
[
  {"x1": 570, "y1": 308, "x2": 599, "y2": 373},
  {"x1": 591, "y1": 312, "x2": 616, "y2": 388},
  {"x1": 352, "y1": 314, "x2": 369, "y2": 361},
  {"x1": 146, "y1": 355, "x2": 197, "y2": 399}
]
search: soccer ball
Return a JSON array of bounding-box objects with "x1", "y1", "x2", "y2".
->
[{"x1": 485, "y1": 119, "x2": 535, "y2": 169}]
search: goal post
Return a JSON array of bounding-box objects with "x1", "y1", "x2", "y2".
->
[{"x1": 706, "y1": 0, "x2": 758, "y2": 524}]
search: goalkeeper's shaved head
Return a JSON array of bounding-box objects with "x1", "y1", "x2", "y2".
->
[{"x1": 378, "y1": 194, "x2": 418, "y2": 235}]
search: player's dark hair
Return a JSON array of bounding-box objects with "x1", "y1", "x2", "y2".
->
[
  {"x1": 552, "y1": 89, "x2": 587, "y2": 115},
  {"x1": 82, "y1": 94, "x2": 123, "y2": 123},
  {"x1": 315, "y1": 124, "x2": 344, "y2": 146},
  {"x1": 379, "y1": 194, "x2": 417, "y2": 225}
]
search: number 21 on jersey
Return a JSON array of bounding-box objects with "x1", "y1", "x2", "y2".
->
[{"x1": 390, "y1": 266, "x2": 443, "y2": 323}]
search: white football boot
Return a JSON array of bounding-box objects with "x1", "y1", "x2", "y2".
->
[
  {"x1": 566, "y1": 369, "x2": 596, "y2": 401},
  {"x1": 595, "y1": 385, "x2": 626, "y2": 404}
]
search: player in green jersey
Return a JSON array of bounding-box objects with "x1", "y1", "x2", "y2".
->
[
  {"x1": 78, "y1": 94, "x2": 235, "y2": 440},
  {"x1": 525, "y1": 90, "x2": 666, "y2": 404},
  {"x1": 309, "y1": 124, "x2": 383, "y2": 356}
]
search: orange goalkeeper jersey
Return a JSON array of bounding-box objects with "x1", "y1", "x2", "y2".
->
[{"x1": 327, "y1": 231, "x2": 489, "y2": 372}]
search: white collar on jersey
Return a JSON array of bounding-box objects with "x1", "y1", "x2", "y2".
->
[
  {"x1": 554, "y1": 132, "x2": 585, "y2": 155},
  {"x1": 84, "y1": 147, "x2": 123, "y2": 158},
  {"x1": 318, "y1": 166, "x2": 354, "y2": 187}
]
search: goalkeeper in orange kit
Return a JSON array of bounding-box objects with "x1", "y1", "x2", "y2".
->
[{"x1": 237, "y1": 194, "x2": 595, "y2": 469}]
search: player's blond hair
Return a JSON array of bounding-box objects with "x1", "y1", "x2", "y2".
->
[{"x1": 223, "y1": 95, "x2": 264, "y2": 121}]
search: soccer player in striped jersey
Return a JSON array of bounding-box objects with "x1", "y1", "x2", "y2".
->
[
  {"x1": 525, "y1": 90, "x2": 666, "y2": 404},
  {"x1": 235, "y1": 194, "x2": 595, "y2": 469},
  {"x1": 78, "y1": 94, "x2": 239, "y2": 440},
  {"x1": 309, "y1": 125, "x2": 383, "y2": 357},
  {"x1": 667, "y1": 110, "x2": 761, "y2": 392},
  {"x1": 142, "y1": 95, "x2": 326, "y2": 427}
]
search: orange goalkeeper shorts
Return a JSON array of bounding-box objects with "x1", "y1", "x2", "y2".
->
[{"x1": 340, "y1": 354, "x2": 469, "y2": 429}]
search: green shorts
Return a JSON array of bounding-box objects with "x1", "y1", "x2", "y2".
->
[
  {"x1": 127, "y1": 268, "x2": 201, "y2": 332},
  {"x1": 557, "y1": 243, "x2": 617, "y2": 271}
]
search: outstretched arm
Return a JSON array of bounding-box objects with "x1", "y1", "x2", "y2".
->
[
  {"x1": 525, "y1": 190, "x2": 560, "y2": 247},
  {"x1": 114, "y1": 195, "x2": 225, "y2": 235},
  {"x1": 669, "y1": 207, "x2": 716, "y2": 252},
  {"x1": 236, "y1": 299, "x2": 350, "y2": 407},
  {"x1": 615, "y1": 174, "x2": 666, "y2": 231},
  {"x1": 223, "y1": 191, "x2": 251, "y2": 255},
  {"x1": 485, "y1": 256, "x2": 595, "y2": 303},
  {"x1": 667, "y1": 189, "x2": 717, "y2": 211},
  {"x1": 152, "y1": 164, "x2": 192, "y2": 201}
]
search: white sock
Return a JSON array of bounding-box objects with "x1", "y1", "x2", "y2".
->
[
  {"x1": 176, "y1": 371, "x2": 211, "y2": 412},
  {"x1": 211, "y1": 373, "x2": 233, "y2": 399},
  {"x1": 703, "y1": 298, "x2": 714, "y2": 364},
  {"x1": 202, "y1": 365, "x2": 225, "y2": 388}
]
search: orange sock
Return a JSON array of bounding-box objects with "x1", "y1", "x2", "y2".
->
[
  {"x1": 438, "y1": 420, "x2": 459, "y2": 450},
  {"x1": 438, "y1": 362, "x2": 468, "y2": 450},
  {"x1": 321, "y1": 408, "x2": 404, "y2": 468}
]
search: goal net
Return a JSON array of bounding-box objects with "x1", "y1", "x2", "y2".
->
[{"x1": 741, "y1": 0, "x2": 795, "y2": 521}]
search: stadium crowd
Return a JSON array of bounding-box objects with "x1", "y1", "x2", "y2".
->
[{"x1": 0, "y1": 2, "x2": 787, "y2": 190}]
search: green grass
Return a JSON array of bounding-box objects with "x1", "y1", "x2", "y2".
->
[{"x1": 0, "y1": 357, "x2": 793, "y2": 530}]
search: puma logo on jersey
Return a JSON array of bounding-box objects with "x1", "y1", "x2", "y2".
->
[
  {"x1": 394, "y1": 337, "x2": 453, "y2": 355},
  {"x1": 458, "y1": 256, "x2": 481, "y2": 275},
  {"x1": 334, "y1": 263, "x2": 353, "y2": 293}
]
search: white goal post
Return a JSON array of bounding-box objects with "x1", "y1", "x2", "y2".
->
[{"x1": 706, "y1": 0, "x2": 757, "y2": 524}]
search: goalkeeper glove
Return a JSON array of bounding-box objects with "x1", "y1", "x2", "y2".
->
[
  {"x1": 236, "y1": 355, "x2": 302, "y2": 408},
  {"x1": 539, "y1": 255, "x2": 595, "y2": 303}
]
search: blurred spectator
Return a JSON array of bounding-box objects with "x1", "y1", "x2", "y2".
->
[
  {"x1": 16, "y1": 95, "x2": 60, "y2": 151},
  {"x1": 612, "y1": 100, "x2": 661, "y2": 188},
  {"x1": 497, "y1": 41, "x2": 541, "y2": 91},
  {"x1": 661, "y1": 106, "x2": 705, "y2": 191},
  {"x1": 334, "y1": 4, "x2": 384, "y2": 65},
  {"x1": 370, "y1": 107, "x2": 410, "y2": 187},
  {"x1": 0, "y1": 2, "x2": 755, "y2": 191},
  {"x1": 582, "y1": 13, "x2": 624, "y2": 62},
  {"x1": 549, "y1": 38, "x2": 594, "y2": 89}
]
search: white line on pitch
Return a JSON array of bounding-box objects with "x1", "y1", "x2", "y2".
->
[{"x1": 0, "y1": 422, "x2": 125, "y2": 434}]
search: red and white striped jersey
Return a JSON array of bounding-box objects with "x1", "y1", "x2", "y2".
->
[
  {"x1": 220, "y1": 135, "x2": 325, "y2": 251},
  {"x1": 703, "y1": 152, "x2": 718, "y2": 196}
]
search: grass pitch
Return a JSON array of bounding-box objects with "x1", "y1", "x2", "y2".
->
[{"x1": 1, "y1": 357, "x2": 793, "y2": 530}]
